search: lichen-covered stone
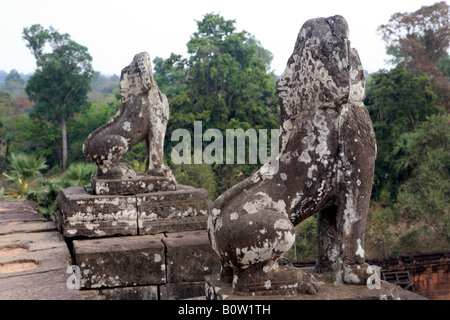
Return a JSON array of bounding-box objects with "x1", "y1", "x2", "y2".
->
[
  {"x1": 56, "y1": 187, "x2": 138, "y2": 238},
  {"x1": 205, "y1": 269, "x2": 427, "y2": 300},
  {"x1": 159, "y1": 282, "x2": 207, "y2": 300},
  {"x1": 56, "y1": 185, "x2": 211, "y2": 238},
  {"x1": 208, "y1": 15, "x2": 377, "y2": 297},
  {"x1": 91, "y1": 174, "x2": 176, "y2": 196},
  {"x1": 163, "y1": 231, "x2": 221, "y2": 283},
  {"x1": 73, "y1": 234, "x2": 166, "y2": 289},
  {"x1": 137, "y1": 185, "x2": 211, "y2": 235},
  {"x1": 81, "y1": 285, "x2": 158, "y2": 300}
]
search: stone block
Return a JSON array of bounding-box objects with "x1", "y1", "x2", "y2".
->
[
  {"x1": 0, "y1": 269, "x2": 83, "y2": 300},
  {"x1": 137, "y1": 185, "x2": 211, "y2": 235},
  {"x1": 159, "y1": 282, "x2": 206, "y2": 300},
  {"x1": 56, "y1": 185, "x2": 211, "y2": 238},
  {"x1": 0, "y1": 200, "x2": 57, "y2": 236},
  {"x1": 0, "y1": 201, "x2": 82, "y2": 300},
  {"x1": 91, "y1": 174, "x2": 176, "y2": 196},
  {"x1": 0, "y1": 231, "x2": 72, "y2": 278},
  {"x1": 73, "y1": 234, "x2": 165, "y2": 289},
  {"x1": 163, "y1": 230, "x2": 221, "y2": 283},
  {"x1": 56, "y1": 186, "x2": 138, "y2": 238},
  {"x1": 0, "y1": 201, "x2": 45, "y2": 223},
  {"x1": 81, "y1": 285, "x2": 158, "y2": 300},
  {"x1": 0, "y1": 220, "x2": 57, "y2": 235}
]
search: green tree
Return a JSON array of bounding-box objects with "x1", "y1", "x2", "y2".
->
[
  {"x1": 8, "y1": 113, "x2": 61, "y2": 168},
  {"x1": 394, "y1": 114, "x2": 450, "y2": 252},
  {"x1": 5, "y1": 69, "x2": 24, "y2": 84},
  {"x1": 157, "y1": 13, "x2": 279, "y2": 195},
  {"x1": 365, "y1": 66, "x2": 442, "y2": 199},
  {"x1": 285, "y1": 217, "x2": 318, "y2": 262},
  {"x1": 23, "y1": 24, "x2": 93, "y2": 171},
  {"x1": 67, "y1": 96, "x2": 119, "y2": 164},
  {"x1": 153, "y1": 53, "x2": 187, "y2": 100},
  {"x1": 365, "y1": 191, "x2": 400, "y2": 258},
  {"x1": 172, "y1": 161, "x2": 217, "y2": 200},
  {"x1": 3, "y1": 69, "x2": 26, "y2": 97},
  {"x1": 377, "y1": 1, "x2": 449, "y2": 109}
]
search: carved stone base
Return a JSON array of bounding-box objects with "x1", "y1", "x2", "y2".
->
[
  {"x1": 91, "y1": 174, "x2": 176, "y2": 195},
  {"x1": 55, "y1": 185, "x2": 211, "y2": 238},
  {"x1": 204, "y1": 268, "x2": 428, "y2": 300}
]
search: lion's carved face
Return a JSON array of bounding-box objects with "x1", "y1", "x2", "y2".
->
[
  {"x1": 119, "y1": 52, "x2": 154, "y2": 103},
  {"x1": 277, "y1": 15, "x2": 365, "y2": 120}
]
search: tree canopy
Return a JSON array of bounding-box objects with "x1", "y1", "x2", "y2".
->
[
  {"x1": 378, "y1": 1, "x2": 449, "y2": 109},
  {"x1": 362, "y1": 2, "x2": 449, "y2": 257},
  {"x1": 23, "y1": 24, "x2": 93, "y2": 170},
  {"x1": 156, "y1": 13, "x2": 279, "y2": 194}
]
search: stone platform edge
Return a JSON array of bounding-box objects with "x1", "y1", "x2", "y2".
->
[{"x1": 204, "y1": 268, "x2": 428, "y2": 300}]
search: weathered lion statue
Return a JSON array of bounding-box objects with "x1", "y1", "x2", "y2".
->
[
  {"x1": 208, "y1": 15, "x2": 377, "y2": 295},
  {"x1": 83, "y1": 52, "x2": 174, "y2": 182}
]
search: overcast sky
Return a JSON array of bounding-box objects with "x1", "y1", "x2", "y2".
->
[{"x1": 0, "y1": 0, "x2": 443, "y2": 76}]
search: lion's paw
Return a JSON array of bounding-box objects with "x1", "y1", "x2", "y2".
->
[{"x1": 343, "y1": 262, "x2": 374, "y2": 285}]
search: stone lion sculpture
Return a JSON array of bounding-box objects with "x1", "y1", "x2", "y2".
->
[
  {"x1": 208, "y1": 15, "x2": 377, "y2": 295},
  {"x1": 83, "y1": 52, "x2": 174, "y2": 182}
]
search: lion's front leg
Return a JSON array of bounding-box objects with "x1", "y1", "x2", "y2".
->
[
  {"x1": 334, "y1": 105, "x2": 377, "y2": 285},
  {"x1": 145, "y1": 98, "x2": 174, "y2": 180},
  {"x1": 334, "y1": 184, "x2": 374, "y2": 285}
]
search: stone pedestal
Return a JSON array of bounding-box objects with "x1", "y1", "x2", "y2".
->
[
  {"x1": 55, "y1": 183, "x2": 220, "y2": 300},
  {"x1": 91, "y1": 174, "x2": 176, "y2": 195},
  {"x1": 205, "y1": 268, "x2": 428, "y2": 300},
  {"x1": 56, "y1": 185, "x2": 210, "y2": 238}
]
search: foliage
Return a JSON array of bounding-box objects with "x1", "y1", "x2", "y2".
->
[
  {"x1": 1, "y1": 152, "x2": 49, "y2": 202},
  {"x1": 88, "y1": 72, "x2": 119, "y2": 102},
  {"x1": 5, "y1": 152, "x2": 48, "y2": 180},
  {"x1": 2, "y1": 69, "x2": 27, "y2": 97},
  {"x1": 64, "y1": 162, "x2": 97, "y2": 187},
  {"x1": 23, "y1": 24, "x2": 94, "y2": 170},
  {"x1": 1, "y1": 152, "x2": 97, "y2": 218},
  {"x1": 5, "y1": 69, "x2": 24, "y2": 84},
  {"x1": 365, "y1": 66, "x2": 442, "y2": 199},
  {"x1": 172, "y1": 160, "x2": 218, "y2": 200},
  {"x1": 366, "y1": 114, "x2": 450, "y2": 257},
  {"x1": 394, "y1": 114, "x2": 450, "y2": 252},
  {"x1": 156, "y1": 13, "x2": 279, "y2": 196},
  {"x1": 377, "y1": 1, "x2": 449, "y2": 109},
  {"x1": 67, "y1": 97, "x2": 119, "y2": 164},
  {"x1": 285, "y1": 217, "x2": 318, "y2": 262},
  {"x1": 365, "y1": 191, "x2": 400, "y2": 258},
  {"x1": 153, "y1": 53, "x2": 187, "y2": 100},
  {"x1": 6, "y1": 113, "x2": 61, "y2": 168}
]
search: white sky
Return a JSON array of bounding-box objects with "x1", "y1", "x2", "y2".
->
[{"x1": 0, "y1": 0, "x2": 444, "y2": 76}]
